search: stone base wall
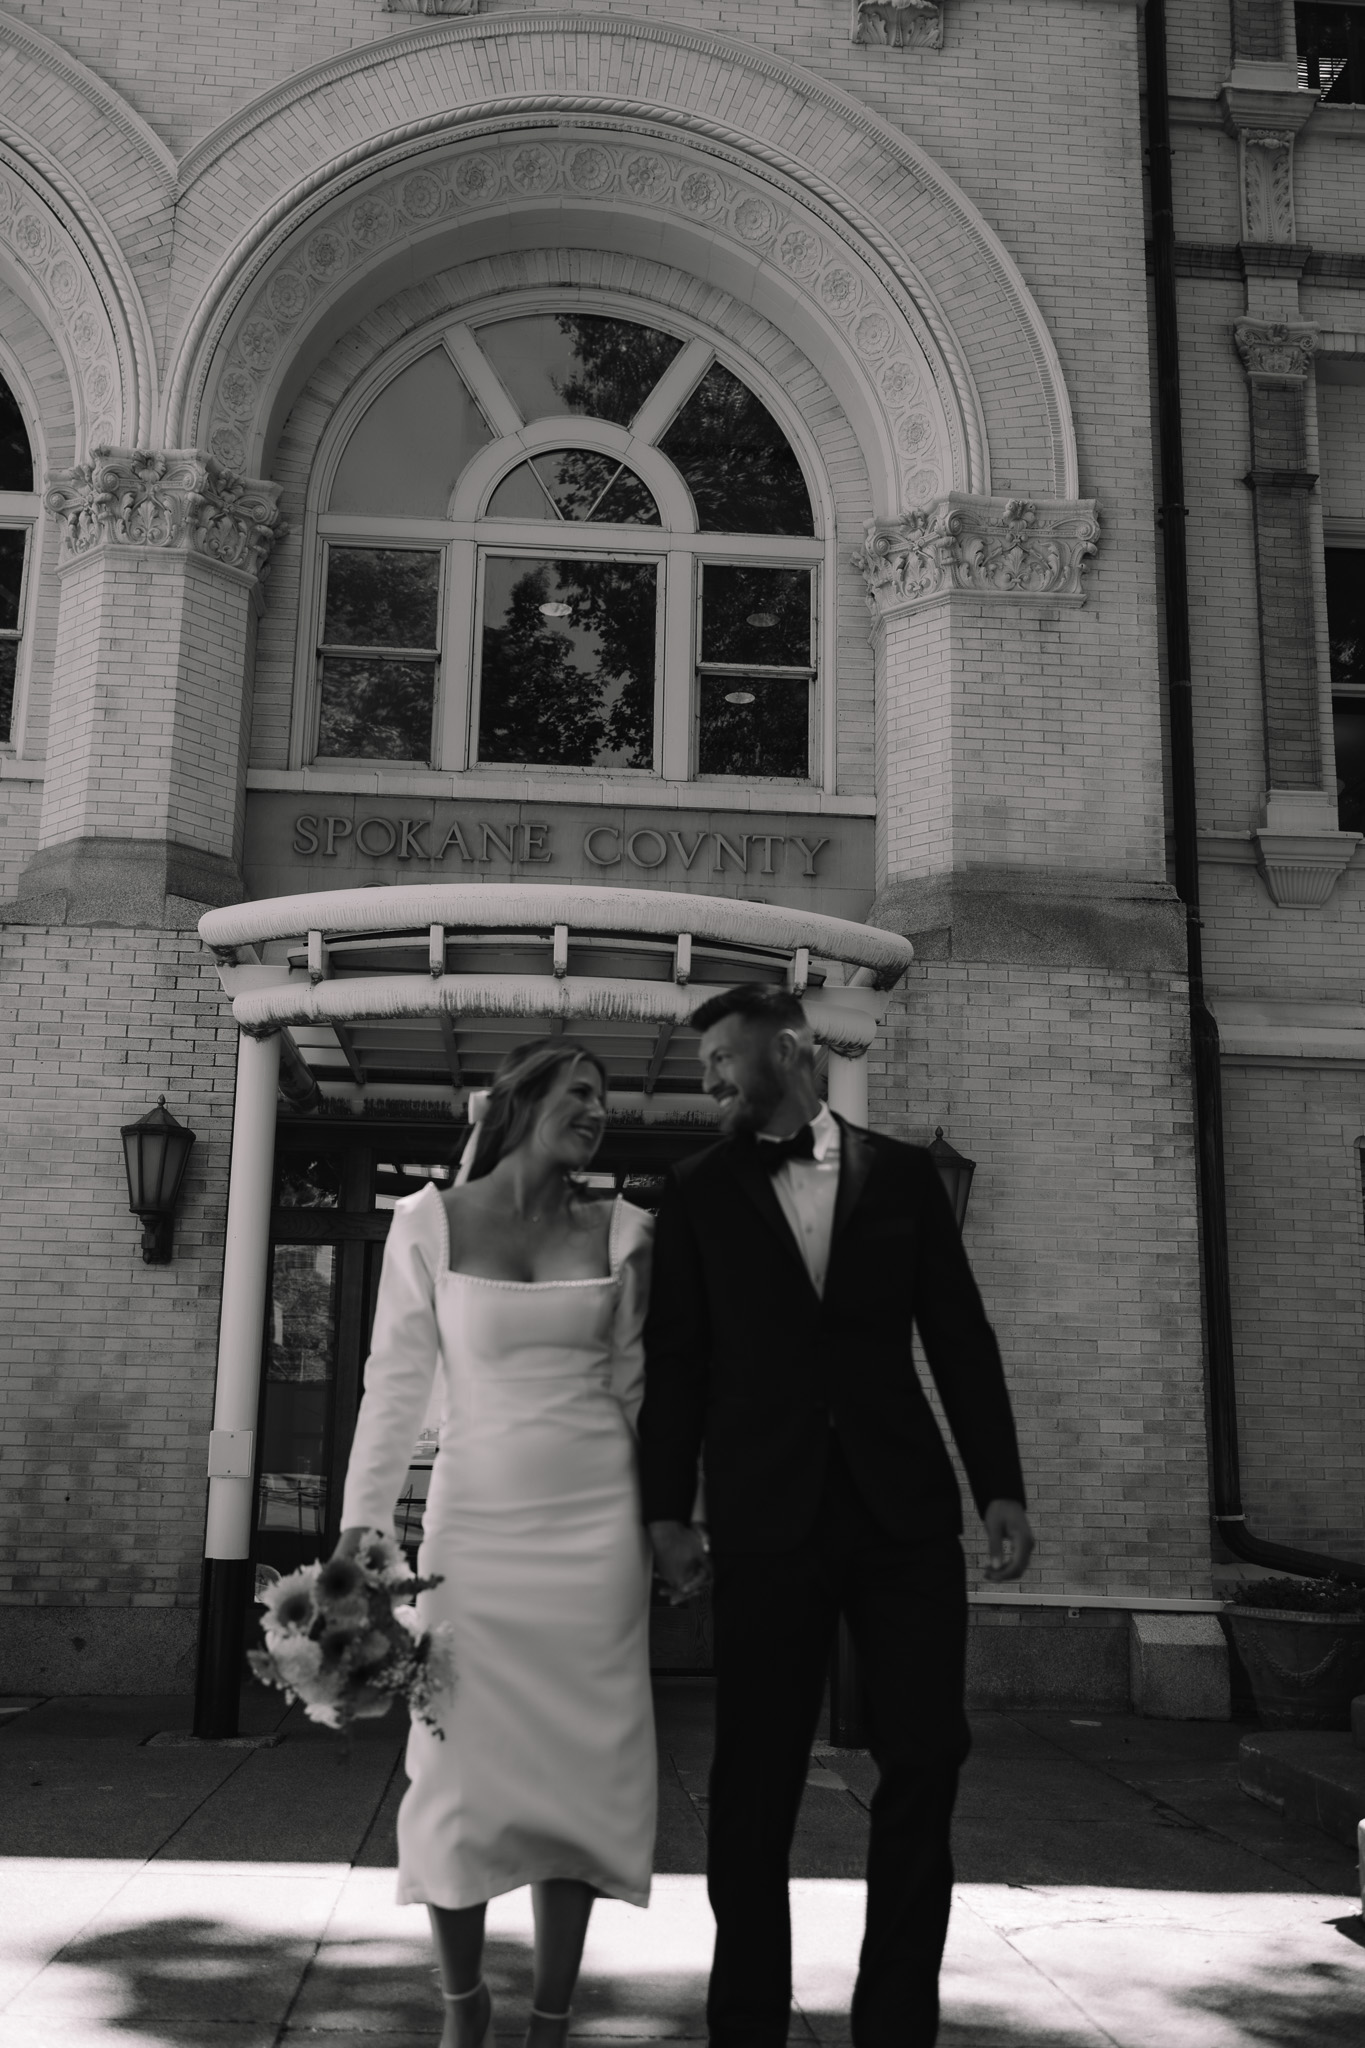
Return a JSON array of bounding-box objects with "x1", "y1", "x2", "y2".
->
[
  {"x1": 0, "y1": 927, "x2": 238, "y2": 1622},
  {"x1": 870, "y1": 954, "x2": 1212, "y2": 1600}
]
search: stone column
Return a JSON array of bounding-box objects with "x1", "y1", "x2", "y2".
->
[{"x1": 16, "y1": 448, "x2": 281, "y2": 924}]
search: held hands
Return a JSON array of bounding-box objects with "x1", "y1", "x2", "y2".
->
[
  {"x1": 648, "y1": 1519, "x2": 712, "y2": 1605},
  {"x1": 983, "y1": 1499, "x2": 1035, "y2": 1583}
]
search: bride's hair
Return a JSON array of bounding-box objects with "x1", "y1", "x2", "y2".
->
[{"x1": 466, "y1": 1038, "x2": 609, "y2": 1182}]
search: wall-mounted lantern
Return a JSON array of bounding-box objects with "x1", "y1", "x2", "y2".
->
[
  {"x1": 928, "y1": 1126, "x2": 976, "y2": 1230},
  {"x1": 120, "y1": 1097, "x2": 197, "y2": 1263}
]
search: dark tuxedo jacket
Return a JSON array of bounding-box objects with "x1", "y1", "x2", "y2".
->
[{"x1": 637, "y1": 1116, "x2": 1026, "y2": 1553}]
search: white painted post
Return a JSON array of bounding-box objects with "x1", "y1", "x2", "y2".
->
[
  {"x1": 826, "y1": 1048, "x2": 869, "y2": 1127},
  {"x1": 193, "y1": 1027, "x2": 280, "y2": 1737}
]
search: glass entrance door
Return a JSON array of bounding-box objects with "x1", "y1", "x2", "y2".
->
[{"x1": 254, "y1": 1114, "x2": 716, "y2": 1668}]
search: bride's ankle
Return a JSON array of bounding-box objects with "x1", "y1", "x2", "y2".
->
[
  {"x1": 439, "y1": 1977, "x2": 491, "y2": 2048},
  {"x1": 525, "y1": 2004, "x2": 571, "y2": 2048}
]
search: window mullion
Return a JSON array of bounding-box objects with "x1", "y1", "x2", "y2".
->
[
  {"x1": 439, "y1": 540, "x2": 478, "y2": 771},
  {"x1": 660, "y1": 549, "x2": 694, "y2": 781}
]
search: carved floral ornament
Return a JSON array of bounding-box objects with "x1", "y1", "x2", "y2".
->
[
  {"x1": 852, "y1": 496, "x2": 1100, "y2": 614},
  {"x1": 200, "y1": 135, "x2": 961, "y2": 506},
  {"x1": 851, "y1": 0, "x2": 944, "y2": 48},
  {"x1": 44, "y1": 448, "x2": 283, "y2": 580},
  {"x1": 1233, "y1": 320, "x2": 1318, "y2": 382},
  {"x1": 1240, "y1": 130, "x2": 1296, "y2": 245}
]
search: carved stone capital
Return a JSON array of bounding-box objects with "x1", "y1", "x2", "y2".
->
[
  {"x1": 853, "y1": 496, "x2": 1099, "y2": 615},
  {"x1": 44, "y1": 447, "x2": 283, "y2": 579},
  {"x1": 1233, "y1": 320, "x2": 1318, "y2": 381},
  {"x1": 851, "y1": 0, "x2": 943, "y2": 51}
]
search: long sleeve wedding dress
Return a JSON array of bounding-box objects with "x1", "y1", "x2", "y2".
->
[{"x1": 341, "y1": 1183, "x2": 656, "y2": 1909}]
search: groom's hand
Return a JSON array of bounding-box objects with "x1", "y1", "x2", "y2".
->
[
  {"x1": 648, "y1": 1519, "x2": 711, "y2": 1604},
  {"x1": 983, "y1": 1499, "x2": 1034, "y2": 1583}
]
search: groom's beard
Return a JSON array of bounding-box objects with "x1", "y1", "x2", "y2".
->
[{"x1": 712, "y1": 1066, "x2": 784, "y2": 1136}]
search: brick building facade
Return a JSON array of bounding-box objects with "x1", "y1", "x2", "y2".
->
[{"x1": 0, "y1": 0, "x2": 1361, "y2": 1706}]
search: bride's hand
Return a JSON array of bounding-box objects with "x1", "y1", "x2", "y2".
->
[
  {"x1": 329, "y1": 1526, "x2": 367, "y2": 1564},
  {"x1": 648, "y1": 1519, "x2": 711, "y2": 1604}
]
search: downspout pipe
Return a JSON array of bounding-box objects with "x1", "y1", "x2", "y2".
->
[{"x1": 1144, "y1": 0, "x2": 1365, "y2": 1586}]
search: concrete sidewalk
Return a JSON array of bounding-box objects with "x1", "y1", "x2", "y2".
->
[{"x1": 1, "y1": 1680, "x2": 1363, "y2": 2046}]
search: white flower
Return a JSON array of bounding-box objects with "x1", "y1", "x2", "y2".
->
[
  {"x1": 258, "y1": 1564, "x2": 320, "y2": 1629},
  {"x1": 269, "y1": 1637, "x2": 324, "y2": 1688},
  {"x1": 392, "y1": 1603, "x2": 423, "y2": 1640}
]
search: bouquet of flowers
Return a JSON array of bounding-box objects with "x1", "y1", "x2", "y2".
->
[{"x1": 249, "y1": 1530, "x2": 451, "y2": 1734}]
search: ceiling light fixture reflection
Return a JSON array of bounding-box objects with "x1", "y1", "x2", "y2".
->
[
  {"x1": 745, "y1": 612, "x2": 777, "y2": 628},
  {"x1": 538, "y1": 601, "x2": 573, "y2": 618},
  {"x1": 724, "y1": 690, "x2": 756, "y2": 706}
]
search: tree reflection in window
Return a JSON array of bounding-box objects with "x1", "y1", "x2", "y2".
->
[
  {"x1": 486, "y1": 452, "x2": 660, "y2": 525},
  {"x1": 258, "y1": 1244, "x2": 337, "y2": 1535},
  {"x1": 317, "y1": 546, "x2": 441, "y2": 761},
  {"x1": 660, "y1": 364, "x2": 814, "y2": 536},
  {"x1": 477, "y1": 312, "x2": 683, "y2": 426},
  {"x1": 478, "y1": 556, "x2": 658, "y2": 768}
]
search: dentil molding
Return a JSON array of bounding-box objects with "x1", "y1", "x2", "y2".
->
[
  {"x1": 44, "y1": 448, "x2": 283, "y2": 579},
  {"x1": 851, "y1": 0, "x2": 944, "y2": 49},
  {"x1": 1233, "y1": 319, "x2": 1318, "y2": 380},
  {"x1": 853, "y1": 496, "x2": 1100, "y2": 614}
]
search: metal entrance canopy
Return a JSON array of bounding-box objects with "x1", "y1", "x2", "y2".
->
[{"x1": 199, "y1": 883, "x2": 915, "y2": 1118}]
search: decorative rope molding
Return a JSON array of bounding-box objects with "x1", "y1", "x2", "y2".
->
[
  {"x1": 385, "y1": 0, "x2": 479, "y2": 11},
  {"x1": 853, "y1": 496, "x2": 1100, "y2": 613},
  {"x1": 1233, "y1": 320, "x2": 1318, "y2": 381},
  {"x1": 44, "y1": 447, "x2": 283, "y2": 579},
  {"x1": 852, "y1": 0, "x2": 944, "y2": 48},
  {"x1": 0, "y1": 12, "x2": 174, "y2": 190}
]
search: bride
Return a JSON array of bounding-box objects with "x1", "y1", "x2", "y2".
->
[{"x1": 334, "y1": 1040, "x2": 659, "y2": 2048}]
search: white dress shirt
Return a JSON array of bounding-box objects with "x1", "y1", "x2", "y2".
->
[{"x1": 757, "y1": 1102, "x2": 841, "y2": 1299}]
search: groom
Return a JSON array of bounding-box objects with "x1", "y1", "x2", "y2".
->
[{"x1": 638, "y1": 985, "x2": 1033, "y2": 2048}]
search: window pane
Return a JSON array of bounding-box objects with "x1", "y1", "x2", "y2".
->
[
  {"x1": 478, "y1": 555, "x2": 657, "y2": 769},
  {"x1": 0, "y1": 640, "x2": 15, "y2": 744},
  {"x1": 1327, "y1": 549, "x2": 1365, "y2": 690},
  {"x1": 317, "y1": 656, "x2": 435, "y2": 761},
  {"x1": 0, "y1": 378, "x2": 32, "y2": 492},
  {"x1": 0, "y1": 529, "x2": 25, "y2": 631},
  {"x1": 475, "y1": 313, "x2": 683, "y2": 427},
  {"x1": 698, "y1": 674, "x2": 809, "y2": 777},
  {"x1": 1334, "y1": 699, "x2": 1365, "y2": 833},
  {"x1": 258, "y1": 1245, "x2": 336, "y2": 1536},
  {"x1": 701, "y1": 565, "x2": 812, "y2": 667},
  {"x1": 276, "y1": 1156, "x2": 342, "y2": 1209},
  {"x1": 486, "y1": 452, "x2": 660, "y2": 525},
  {"x1": 323, "y1": 546, "x2": 440, "y2": 649},
  {"x1": 329, "y1": 350, "x2": 491, "y2": 515},
  {"x1": 660, "y1": 365, "x2": 814, "y2": 536}
]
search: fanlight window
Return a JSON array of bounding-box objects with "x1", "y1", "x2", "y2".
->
[{"x1": 310, "y1": 305, "x2": 821, "y2": 781}]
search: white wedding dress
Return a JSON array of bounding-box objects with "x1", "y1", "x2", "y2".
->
[{"x1": 340, "y1": 1183, "x2": 656, "y2": 1909}]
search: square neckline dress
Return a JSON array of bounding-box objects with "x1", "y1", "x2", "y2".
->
[{"x1": 341, "y1": 1183, "x2": 657, "y2": 1909}]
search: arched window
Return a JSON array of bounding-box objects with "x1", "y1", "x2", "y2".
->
[
  {"x1": 0, "y1": 372, "x2": 35, "y2": 746},
  {"x1": 306, "y1": 305, "x2": 824, "y2": 781}
]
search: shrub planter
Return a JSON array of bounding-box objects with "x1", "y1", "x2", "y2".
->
[{"x1": 1224, "y1": 1607, "x2": 1365, "y2": 1730}]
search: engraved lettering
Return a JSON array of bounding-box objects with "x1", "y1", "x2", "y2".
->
[
  {"x1": 627, "y1": 828, "x2": 668, "y2": 869},
  {"x1": 437, "y1": 822, "x2": 474, "y2": 862},
  {"x1": 524, "y1": 822, "x2": 552, "y2": 863},
  {"x1": 322, "y1": 816, "x2": 352, "y2": 857},
  {"x1": 479, "y1": 823, "x2": 517, "y2": 864},
  {"x1": 292, "y1": 814, "x2": 320, "y2": 856},
  {"x1": 584, "y1": 826, "x2": 622, "y2": 866},
  {"x1": 790, "y1": 835, "x2": 830, "y2": 877},
  {"x1": 750, "y1": 833, "x2": 784, "y2": 875},
  {"x1": 355, "y1": 816, "x2": 398, "y2": 857},
  {"x1": 398, "y1": 818, "x2": 428, "y2": 860},
  {"x1": 712, "y1": 832, "x2": 749, "y2": 872},
  {"x1": 668, "y1": 831, "x2": 706, "y2": 869}
]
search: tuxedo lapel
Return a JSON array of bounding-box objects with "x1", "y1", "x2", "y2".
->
[
  {"x1": 832, "y1": 1115, "x2": 877, "y2": 1243},
  {"x1": 724, "y1": 1140, "x2": 817, "y2": 1288}
]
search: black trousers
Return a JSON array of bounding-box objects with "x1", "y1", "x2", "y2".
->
[{"x1": 705, "y1": 1446, "x2": 969, "y2": 2048}]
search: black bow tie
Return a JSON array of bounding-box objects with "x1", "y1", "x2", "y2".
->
[{"x1": 756, "y1": 1125, "x2": 817, "y2": 1174}]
